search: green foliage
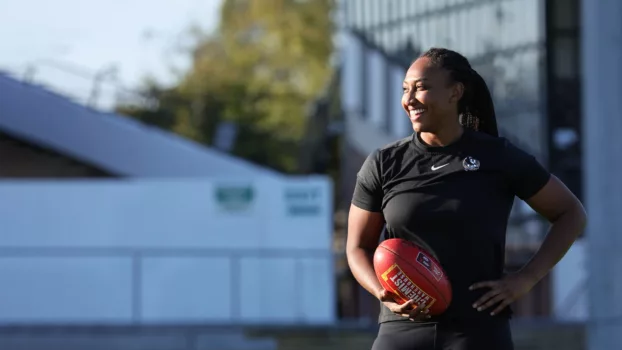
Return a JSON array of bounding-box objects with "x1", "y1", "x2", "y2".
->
[{"x1": 117, "y1": 0, "x2": 335, "y2": 173}]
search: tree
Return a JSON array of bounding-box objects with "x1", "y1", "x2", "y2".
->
[{"x1": 117, "y1": 0, "x2": 336, "y2": 173}]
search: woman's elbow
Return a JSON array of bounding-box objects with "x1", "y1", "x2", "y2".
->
[
  {"x1": 556, "y1": 199, "x2": 587, "y2": 235},
  {"x1": 345, "y1": 244, "x2": 365, "y2": 260}
]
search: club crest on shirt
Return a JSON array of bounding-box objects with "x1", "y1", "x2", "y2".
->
[{"x1": 462, "y1": 156, "x2": 480, "y2": 171}]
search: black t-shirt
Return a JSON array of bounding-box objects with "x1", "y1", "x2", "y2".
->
[{"x1": 351, "y1": 128, "x2": 551, "y2": 325}]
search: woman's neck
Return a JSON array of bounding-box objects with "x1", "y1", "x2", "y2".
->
[{"x1": 420, "y1": 124, "x2": 464, "y2": 147}]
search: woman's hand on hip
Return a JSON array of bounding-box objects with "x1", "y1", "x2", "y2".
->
[{"x1": 469, "y1": 272, "x2": 537, "y2": 316}]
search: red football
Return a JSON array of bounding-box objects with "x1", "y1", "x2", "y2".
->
[{"x1": 373, "y1": 238, "x2": 452, "y2": 316}]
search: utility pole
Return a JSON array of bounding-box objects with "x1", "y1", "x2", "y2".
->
[
  {"x1": 582, "y1": 0, "x2": 622, "y2": 348},
  {"x1": 87, "y1": 65, "x2": 118, "y2": 109}
]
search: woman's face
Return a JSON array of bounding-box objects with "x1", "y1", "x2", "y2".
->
[{"x1": 401, "y1": 57, "x2": 464, "y2": 133}]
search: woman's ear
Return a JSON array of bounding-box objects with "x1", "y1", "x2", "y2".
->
[{"x1": 450, "y1": 81, "x2": 465, "y2": 104}]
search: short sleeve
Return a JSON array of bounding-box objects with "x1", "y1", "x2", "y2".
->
[
  {"x1": 351, "y1": 149, "x2": 383, "y2": 212},
  {"x1": 502, "y1": 140, "x2": 551, "y2": 200}
]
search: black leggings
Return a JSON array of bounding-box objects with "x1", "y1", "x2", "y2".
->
[{"x1": 371, "y1": 320, "x2": 514, "y2": 350}]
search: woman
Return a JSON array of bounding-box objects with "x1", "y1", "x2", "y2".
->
[{"x1": 346, "y1": 48, "x2": 587, "y2": 350}]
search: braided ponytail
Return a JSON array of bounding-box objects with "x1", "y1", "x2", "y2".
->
[{"x1": 419, "y1": 48, "x2": 499, "y2": 137}]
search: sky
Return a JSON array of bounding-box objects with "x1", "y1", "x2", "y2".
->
[{"x1": 0, "y1": 0, "x2": 222, "y2": 109}]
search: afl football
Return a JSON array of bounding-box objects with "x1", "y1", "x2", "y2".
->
[{"x1": 373, "y1": 238, "x2": 452, "y2": 316}]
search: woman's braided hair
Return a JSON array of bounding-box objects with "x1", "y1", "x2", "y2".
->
[{"x1": 419, "y1": 48, "x2": 499, "y2": 137}]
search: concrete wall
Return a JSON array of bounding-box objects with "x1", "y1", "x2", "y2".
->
[{"x1": 0, "y1": 178, "x2": 335, "y2": 326}]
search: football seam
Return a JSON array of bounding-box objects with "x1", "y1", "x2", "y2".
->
[{"x1": 379, "y1": 245, "x2": 450, "y2": 307}]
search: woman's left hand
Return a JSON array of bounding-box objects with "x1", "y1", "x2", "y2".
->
[{"x1": 469, "y1": 272, "x2": 538, "y2": 316}]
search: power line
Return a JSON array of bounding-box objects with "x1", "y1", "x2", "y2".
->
[{"x1": 21, "y1": 58, "x2": 153, "y2": 110}]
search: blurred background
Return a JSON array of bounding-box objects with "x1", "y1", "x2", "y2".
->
[{"x1": 0, "y1": 0, "x2": 619, "y2": 349}]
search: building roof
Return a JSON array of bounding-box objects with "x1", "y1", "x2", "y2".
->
[{"x1": 0, "y1": 72, "x2": 282, "y2": 178}]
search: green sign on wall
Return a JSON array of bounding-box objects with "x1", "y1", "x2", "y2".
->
[{"x1": 214, "y1": 185, "x2": 255, "y2": 212}]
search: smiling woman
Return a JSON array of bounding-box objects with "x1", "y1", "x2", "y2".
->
[
  {"x1": 346, "y1": 47, "x2": 587, "y2": 350},
  {"x1": 402, "y1": 48, "x2": 498, "y2": 144}
]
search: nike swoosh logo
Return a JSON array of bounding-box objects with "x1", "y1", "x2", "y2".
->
[{"x1": 431, "y1": 163, "x2": 449, "y2": 171}]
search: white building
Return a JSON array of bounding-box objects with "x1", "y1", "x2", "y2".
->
[{"x1": 0, "y1": 71, "x2": 336, "y2": 327}]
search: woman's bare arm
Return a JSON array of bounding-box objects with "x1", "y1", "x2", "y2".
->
[{"x1": 345, "y1": 204, "x2": 386, "y2": 299}]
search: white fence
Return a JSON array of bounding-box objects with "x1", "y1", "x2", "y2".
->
[{"x1": 0, "y1": 177, "x2": 335, "y2": 325}]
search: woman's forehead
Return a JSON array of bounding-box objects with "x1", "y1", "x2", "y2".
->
[{"x1": 405, "y1": 59, "x2": 448, "y2": 83}]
